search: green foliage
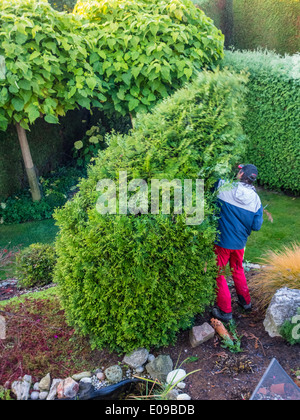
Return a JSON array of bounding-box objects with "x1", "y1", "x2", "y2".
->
[
  {"x1": 15, "y1": 243, "x2": 57, "y2": 288},
  {"x1": 222, "y1": 50, "x2": 300, "y2": 194},
  {"x1": 280, "y1": 308, "x2": 300, "y2": 346},
  {"x1": 73, "y1": 125, "x2": 106, "y2": 168},
  {"x1": 220, "y1": 320, "x2": 243, "y2": 353},
  {"x1": 233, "y1": 0, "x2": 300, "y2": 55},
  {"x1": 74, "y1": 0, "x2": 224, "y2": 116},
  {"x1": 0, "y1": 0, "x2": 107, "y2": 131},
  {"x1": 54, "y1": 69, "x2": 248, "y2": 353},
  {"x1": 0, "y1": 386, "x2": 13, "y2": 401},
  {"x1": 0, "y1": 166, "x2": 82, "y2": 224}
]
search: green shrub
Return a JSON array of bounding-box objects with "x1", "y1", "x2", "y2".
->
[
  {"x1": 233, "y1": 0, "x2": 300, "y2": 55},
  {"x1": 222, "y1": 50, "x2": 300, "y2": 194},
  {"x1": 0, "y1": 166, "x2": 82, "y2": 224},
  {"x1": 15, "y1": 243, "x2": 57, "y2": 288},
  {"x1": 54, "y1": 69, "x2": 248, "y2": 353},
  {"x1": 74, "y1": 0, "x2": 224, "y2": 116}
]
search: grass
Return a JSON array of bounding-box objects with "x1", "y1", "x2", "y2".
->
[
  {"x1": 0, "y1": 218, "x2": 58, "y2": 250},
  {"x1": 245, "y1": 188, "x2": 300, "y2": 263}
]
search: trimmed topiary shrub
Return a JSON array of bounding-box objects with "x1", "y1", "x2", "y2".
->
[
  {"x1": 54, "y1": 69, "x2": 248, "y2": 353},
  {"x1": 222, "y1": 49, "x2": 300, "y2": 194},
  {"x1": 15, "y1": 243, "x2": 57, "y2": 288}
]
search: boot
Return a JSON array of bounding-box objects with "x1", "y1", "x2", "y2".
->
[
  {"x1": 211, "y1": 307, "x2": 233, "y2": 323},
  {"x1": 238, "y1": 295, "x2": 252, "y2": 311}
]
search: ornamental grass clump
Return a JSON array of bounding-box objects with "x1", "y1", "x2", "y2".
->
[
  {"x1": 54, "y1": 69, "x2": 248, "y2": 353},
  {"x1": 249, "y1": 243, "x2": 300, "y2": 311}
]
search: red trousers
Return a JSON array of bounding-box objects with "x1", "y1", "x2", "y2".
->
[{"x1": 214, "y1": 245, "x2": 251, "y2": 314}]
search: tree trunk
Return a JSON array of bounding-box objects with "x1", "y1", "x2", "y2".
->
[{"x1": 16, "y1": 123, "x2": 41, "y2": 202}]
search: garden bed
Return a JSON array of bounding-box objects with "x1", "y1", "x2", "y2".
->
[{"x1": 0, "y1": 269, "x2": 299, "y2": 400}]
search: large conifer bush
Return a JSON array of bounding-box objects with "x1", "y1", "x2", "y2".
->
[{"x1": 54, "y1": 69, "x2": 248, "y2": 353}]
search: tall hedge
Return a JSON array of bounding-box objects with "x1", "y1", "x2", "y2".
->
[
  {"x1": 54, "y1": 69, "x2": 247, "y2": 353},
  {"x1": 222, "y1": 50, "x2": 300, "y2": 194},
  {"x1": 233, "y1": 0, "x2": 300, "y2": 55},
  {"x1": 193, "y1": 0, "x2": 300, "y2": 55}
]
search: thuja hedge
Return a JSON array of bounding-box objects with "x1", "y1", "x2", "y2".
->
[
  {"x1": 222, "y1": 50, "x2": 300, "y2": 194},
  {"x1": 54, "y1": 69, "x2": 248, "y2": 353}
]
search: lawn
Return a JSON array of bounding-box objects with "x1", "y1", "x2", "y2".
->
[
  {"x1": 0, "y1": 218, "x2": 59, "y2": 250},
  {"x1": 245, "y1": 188, "x2": 300, "y2": 263}
]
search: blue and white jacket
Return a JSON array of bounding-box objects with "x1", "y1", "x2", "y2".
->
[{"x1": 214, "y1": 179, "x2": 263, "y2": 250}]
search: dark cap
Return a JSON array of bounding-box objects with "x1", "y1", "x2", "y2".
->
[{"x1": 238, "y1": 164, "x2": 258, "y2": 182}]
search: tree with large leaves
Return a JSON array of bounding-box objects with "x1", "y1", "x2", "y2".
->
[
  {"x1": 0, "y1": 0, "x2": 107, "y2": 201},
  {"x1": 74, "y1": 0, "x2": 224, "y2": 118}
]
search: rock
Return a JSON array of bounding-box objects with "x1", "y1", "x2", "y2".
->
[
  {"x1": 78, "y1": 377, "x2": 93, "y2": 399},
  {"x1": 189, "y1": 322, "x2": 215, "y2": 347},
  {"x1": 177, "y1": 393, "x2": 191, "y2": 400},
  {"x1": 176, "y1": 382, "x2": 186, "y2": 390},
  {"x1": 30, "y1": 391, "x2": 39, "y2": 400},
  {"x1": 47, "y1": 379, "x2": 63, "y2": 400},
  {"x1": 11, "y1": 375, "x2": 32, "y2": 400},
  {"x1": 96, "y1": 372, "x2": 106, "y2": 381},
  {"x1": 166, "y1": 369, "x2": 186, "y2": 386},
  {"x1": 57, "y1": 377, "x2": 79, "y2": 399},
  {"x1": 263, "y1": 287, "x2": 300, "y2": 337},
  {"x1": 135, "y1": 366, "x2": 144, "y2": 374},
  {"x1": 0, "y1": 315, "x2": 6, "y2": 339},
  {"x1": 147, "y1": 354, "x2": 155, "y2": 363},
  {"x1": 104, "y1": 365, "x2": 123, "y2": 384},
  {"x1": 123, "y1": 348, "x2": 149, "y2": 369},
  {"x1": 33, "y1": 382, "x2": 40, "y2": 391},
  {"x1": 39, "y1": 391, "x2": 48, "y2": 400},
  {"x1": 146, "y1": 355, "x2": 173, "y2": 383},
  {"x1": 39, "y1": 373, "x2": 51, "y2": 392},
  {"x1": 72, "y1": 371, "x2": 92, "y2": 381}
]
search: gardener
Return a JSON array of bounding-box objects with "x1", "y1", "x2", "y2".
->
[{"x1": 212, "y1": 164, "x2": 263, "y2": 323}]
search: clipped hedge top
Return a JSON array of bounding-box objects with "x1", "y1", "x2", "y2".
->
[{"x1": 224, "y1": 49, "x2": 300, "y2": 81}]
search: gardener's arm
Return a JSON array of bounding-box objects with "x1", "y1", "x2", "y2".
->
[{"x1": 251, "y1": 204, "x2": 263, "y2": 231}]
